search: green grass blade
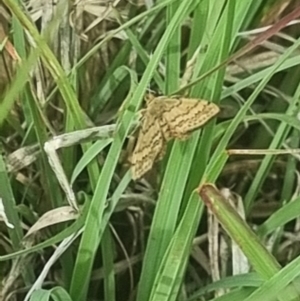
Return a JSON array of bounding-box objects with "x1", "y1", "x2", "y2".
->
[
  {"x1": 69, "y1": 1, "x2": 195, "y2": 298},
  {"x1": 137, "y1": 1, "x2": 236, "y2": 299},
  {"x1": 149, "y1": 192, "x2": 203, "y2": 301}
]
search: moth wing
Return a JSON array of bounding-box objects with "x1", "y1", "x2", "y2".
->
[
  {"x1": 146, "y1": 96, "x2": 175, "y2": 141},
  {"x1": 158, "y1": 117, "x2": 172, "y2": 141},
  {"x1": 131, "y1": 114, "x2": 164, "y2": 180},
  {"x1": 161, "y1": 98, "x2": 219, "y2": 139}
]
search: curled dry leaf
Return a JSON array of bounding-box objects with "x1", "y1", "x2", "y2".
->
[{"x1": 131, "y1": 95, "x2": 220, "y2": 180}]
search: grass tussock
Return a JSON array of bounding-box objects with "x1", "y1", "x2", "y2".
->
[{"x1": 1, "y1": 1, "x2": 300, "y2": 300}]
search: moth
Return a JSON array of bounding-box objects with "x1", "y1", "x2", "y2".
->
[{"x1": 131, "y1": 95, "x2": 220, "y2": 180}]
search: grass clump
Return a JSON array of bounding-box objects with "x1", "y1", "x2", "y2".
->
[{"x1": 1, "y1": 1, "x2": 300, "y2": 301}]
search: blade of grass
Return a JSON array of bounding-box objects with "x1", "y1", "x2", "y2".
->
[
  {"x1": 199, "y1": 184, "x2": 281, "y2": 277},
  {"x1": 186, "y1": 0, "x2": 208, "y2": 60},
  {"x1": 189, "y1": 272, "x2": 263, "y2": 300},
  {"x1": 137, "y1": 1, "x2": 236, "y2": 299},
  {"x1": 222, "y1": 55, "x2": 300, "y2": 100},
  {"x1": 69, "y1": 1, "x2": 196, "y2": 298},
  {"x1": 4, "y1": 0, "x2": 101, "y2": 195},
  {"x1": 0, "y1": 155, "x2": 24, "y2": 248},
  {"x1": 0, "y1": 169, "x2": 131, "y2": 262},
  {"x1": 205, "y1": 36, "x2": 300, "y2": 184},
  {"x1": 198, "y1": 184, "x2": 300, "y2": 301},
  {"x1": 149, "y1": 192, "x2": 203, "y2": 301},
  {"x1": 0, "y1": 154, "x2": 35, "y2": 282},
  {"x1": 184, "y1": 0, "x2": 239, "y2": 197},
  {"x1": 112, "y1": 8, "x2": 165, "y2": 92},
  {"x1": 244, "y1": 257, "x2": 300, "y2": 301},
  {"x1": 257, "y1": 196, "x2": 300, "y2": 237},
  {"x1": 102, "y1": 227, "x2": 116, "y2": 301},
  {"x1": 243, "y1": 84, "x2": 300, "y2": 211},
  {"x1": 281, "y1": 128, "x2": 299, "y2": 201},
  {"x1": 165, "y1": 0, "x2": 180, "y2": 94},
  {"x1": 175, "y1": 6, "x2": 300, "y2": 96}
]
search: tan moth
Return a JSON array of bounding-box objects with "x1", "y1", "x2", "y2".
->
[{"x1": 131, "y1": 95, "x2": 220, "y2": 180}]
